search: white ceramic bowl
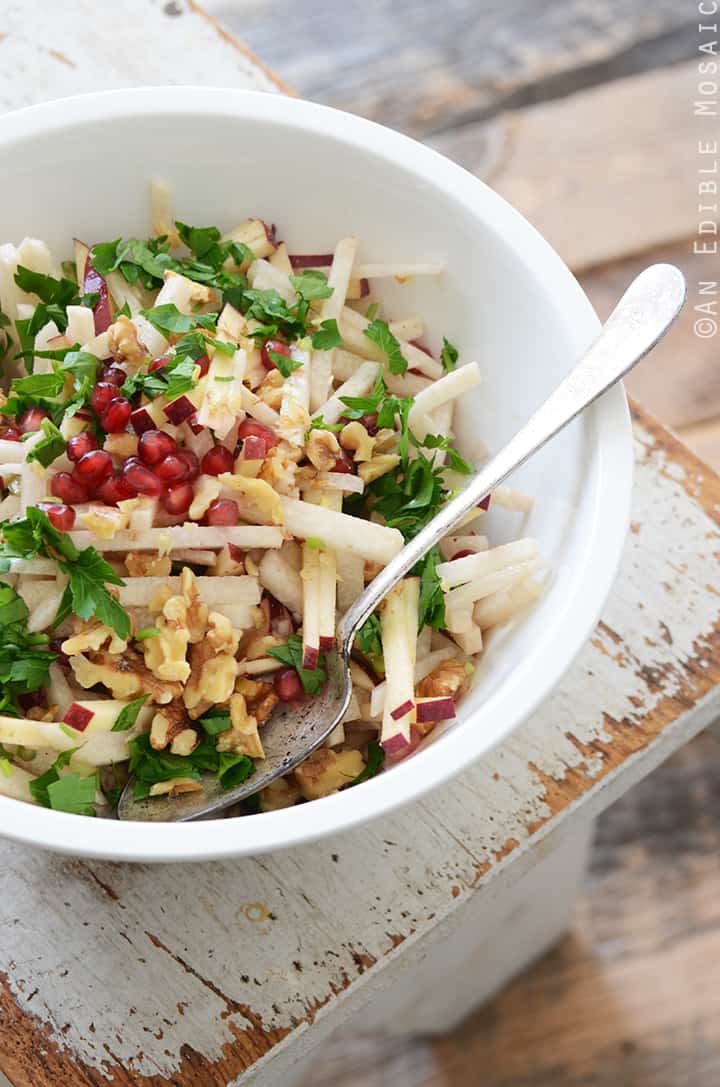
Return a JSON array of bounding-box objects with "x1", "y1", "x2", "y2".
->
[{"x1": 0, "y1": 88, "x2": 632, "y2": 861}]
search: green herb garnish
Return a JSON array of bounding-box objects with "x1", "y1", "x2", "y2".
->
[
  {"x1": 267, "y1": 634, "x2": 328, "y2": 695},
  {"x1": 364, "y1": 319, "x2": 406, "y2": 374},
  {"x1": 440, "y1": 337, "x2": 458, "y2": 371},
  {"x1": 111, "y1": 694, "x2": 149, "y2": 732}
]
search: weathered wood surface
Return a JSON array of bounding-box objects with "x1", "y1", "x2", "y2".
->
[
  {"x1": 210, "y1": 0, "x2": 695, "y2": 138},
  {"x1": 1, "y1": 406, "x2": 719, "y2": 1087},
  {"x1": 0, "y1": 0, "x2": 280, "y2": 113},
  {"x1": 307, "y1": 734, "x2": 720, "y2": 1087},
  {"x1": 430, "y1": 62, "x2": 706, "y2": 272},
  {"x1": 1, "y1": 4, "x2": 718, "y2": 1087}
]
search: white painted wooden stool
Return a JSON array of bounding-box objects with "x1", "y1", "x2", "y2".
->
[{"x1": 1, "y1": 6, "x2": 719, "y2": 1085}]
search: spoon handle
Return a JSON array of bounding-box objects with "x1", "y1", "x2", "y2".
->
[{"x1": 338, "y1": 263, "x2": 686, "y2": 648}]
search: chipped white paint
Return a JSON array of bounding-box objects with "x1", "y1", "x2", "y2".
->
[
  {"x1": 1, "y1": 8, "x2": 719, "y2": 1086},
  {"x1": 1, "y1": 415, "x2": 718, "y2": 1086},
  {"x1": 0, "y1": 0, "x2": 279, "y2": 115}
]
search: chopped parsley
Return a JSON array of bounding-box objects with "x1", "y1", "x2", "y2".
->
[
  {"x1": 141, "y1": 303, "x2": 217, "y2": 336},
  {"x1": 352, "y1": 741, "x2": 385, "y2": 784},
  {"x1": 416, "y1": 547, "x2": 446, "y2": 630},
  {"x1": 364, "y1": 319, "x2": 406, "y2": 374},
  {"x1": 289, "y1": 270, "x2": 333, "y2": 302},
  {"x1": 355, "y1": 612, "x2": 382, "y2": 660},
  {"x1": 0, "y1": 584, "x2": 57, "y2": 717},
  {"x1": 267, "y1": 348, "x2": 302, "y2": 378},
  {"x1": 12, "y1": 267, "x2": 87, "y2": 364},
  {"x1": 196, "y1": 709, "x2": 232, "y2": 736},
  {"x1": 111, "y1": 694, "x2": 149, "y2": 732},
  {"x1": 267, "y1": 634, "x2": 328, "y2": 695},
  {"x1": 28, "y1": 746, "x2": 99, "y2": 815},
  {"x1": 128, "y1": 732, "x2": 254, "y2": 800},
  {"x1": 0, "y1": 509, "x2": 130, "y2": 641},
  {"x1": 311, "y1": 318, "x2": 343, "y2": 351},
  {"x1": 441, "y1": 337, "x2": 459, "y2": 371},
  {"x1": 26, "y1": 418, "x2": 66, "y2": 468},
  {"x1": 307, "y1": 416, "x2": 343, "y2": 435}
]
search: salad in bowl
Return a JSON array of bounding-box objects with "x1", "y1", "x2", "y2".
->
[{"x1": 0, "y1": 182, "x2": 542, "y2": 819}]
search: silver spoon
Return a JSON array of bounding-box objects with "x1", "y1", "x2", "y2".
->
[{"x1": 118, "y1": 263, "x2": 686, "y2": 822}]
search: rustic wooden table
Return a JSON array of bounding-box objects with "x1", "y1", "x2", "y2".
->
[{"x1": 1, "y1": 4, "x2": 718, "y2": 1086}]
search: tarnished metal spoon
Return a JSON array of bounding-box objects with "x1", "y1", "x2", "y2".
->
[{"x1": 118, "y1": 263, "x2": 686, "y2": 822}]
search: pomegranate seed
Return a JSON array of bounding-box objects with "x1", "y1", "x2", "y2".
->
[
  {"x1": 261, "y1": 338, "x2": 291, "y2": 370},
  {"x1": 274, "y1": 667, "x2": 304, "y2": 702},
  {"x1": 237, "y1": 418, "x2": 278, "y2": 453},
  {"x1": 96, "y1": 473, "x2": 134, "y2": 505},
  {"x1": 201, "y1": 445, "x2": 234, "y2": 476},
  {"x1": 451, "y1": 549, "x2": 474, "y2": 561},
  {"x1": 49, "y1": 638, "x2": 70, "y2": 666},
  {"x1": 67, "y1": 432, "x2": 98, "y2": 462},
  {"x1": 175, "y1": 449, "x2": 200, "y2": 481},
  {"x1": 51, "y1": 472, "x2": 89, "y2": 504},
  {"x1": 162, "y1": 481, "x2": 194, "y2": 515},
  {"x1": 121, "y1": 458, "x2": 163, "y2": 496},
  {"x1": 37, "y1": 502, "x2": 75, "y2": 532},
  {"x1": 205, "y1": 499, "x2": 239, "y2": 526},
  {"x1": 155, "y1": 454, "x2": 188, "y2": 483},
  {"x1": 72, "y1": 449, "x2": 113, "y2": 488},
  {"x1": 359, "y1": 412, "x2": 379, "y2": 435},
  {"x1": 138, "y1": 429, "x2": 176, "y2": 466},
  {"x1": 99, "y1": 365, "x2": 126, "y2": 387},
  {"x1": 195, "y1": 354, "x2": 210, "y2": 377},
  {"x1": 332, "y1": 450, "x2": 355, "y2": 474},
  {"x1": 91, "y1": 382, "x2": 120, "y2": 416},
  {"x1": 19, "y1": 690, "x2": 46, "y2": 713},
  {"x1": 149, "y1": 355, "x2": 171, "y2": 373},
  {"x1": 19, "y1": 407, "x2": 49, "y2": 434},
  {"x1": 100, "y1": 396, "x2": 131, "y2": 433},
  {"x1": 0, "y1": 425, "x2": 21, "y2": 442}
]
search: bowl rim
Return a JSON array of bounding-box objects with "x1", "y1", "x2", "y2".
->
[{"x1": 0, "y1": 86, "x2": 632, "y2": 862}]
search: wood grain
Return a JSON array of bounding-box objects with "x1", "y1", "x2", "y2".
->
[
  {"x1": 429, "y1": 62, "x2": 706, "y2": 272},
  {"x1": 305, "y1": 734, "x2": 720, "y2": 1087},
  {"x1": 580, "y1": 241, "x2": 720, "y2": 432},
  {"x1": 1, "y1": 406, "x2": 719, "y2": 1087},
  {"x1": 208, "y1": 0, "x2": 695, "y2": 138}
]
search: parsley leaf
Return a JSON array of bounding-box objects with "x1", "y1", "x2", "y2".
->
[
  {"x1": 355, "y1": 612, "x2": 383, "y2": 660},
  {"x1": 26, "y1": 418, "x2": 66, "y2": 468},
  {"x1": 289, "y1": 270, "x2": 333, "y2": 302},
  {"x1": 10, "y1": 371, "x2": 65, "y2": 398},
  {"x1": 307, "y1": 416, "x2": 343, "y2": 435},
  {"x1": 46, "y1": 772, "x2": 98, "y2": 815},
  {"x1": 197, "y1": 710, "x2": 232, "y2": 736},
  {"x1": 267, "y1": 634, "x2": 328, "y2": 695},
  {"x1": 111, "y1": 694, "x2": 149, "y2": 732},
  {"x1": 340, "y1": 370, "x2": 386, "y2": 419},
  {"x1": 14, "y1": 266, "x2": 78, "y2": 309},
  {"x1": 0, "y1": 584, "x2": 57, "y2": 716},
  {"x1": 416, "y1": 547, "x2": 446, "y2": 630},
  {"x1": 268, "y1": 348, "x2": 302, "y2": 378},
  {"x1": 128, "y1": 732, "x2": 254, "y2": 799},
  {"x1": 28, "y1": 747, "x2": 80, "y2": 808},
  {"x1": 441, "y1": 337, "x2": 459, "y2": 371},
  {"x1": 311, "y1": 318, "x2": 343, "y2": 350},
  {"x1": 364, "y1": 319, "x2": 406, "y2": 374},
  {"x1": 0, "y1": 509, "x2": 130, "y2": 641},
  {"x1": 175, "y1": 221, "x2": 222, "y2": 260},
  {"x1": 141, "y1": 304, "x2": 217, "y2": 336},
  {"x1": 352, "y1": 740, "x2": 385, "y2": 784},
  {"x1": 417, "y1": 433, "x2": 472, "y2": 474}
]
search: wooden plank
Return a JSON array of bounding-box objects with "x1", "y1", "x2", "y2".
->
[
  {"x1": 678, "y1": 419, "x2": 720, "y2": 472},
  {"x1": 579, "y1": 240, "x2": 720, "y2": 432},
  {"x1": 429, "y1": 62, "x2": 707, "y2": 271},
  {"x1": 1, "y1": 404, "x2": 719, "y2": 1086},
  {"x1": 207, "y1": 0, "x2": 694, "y2": 138},
  {"x1": 0, "y1": 0, "x2": 281, "y2": 112},
  {"x1": 306, "y1": 734, "x2": 720, "y2": 1087}
]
